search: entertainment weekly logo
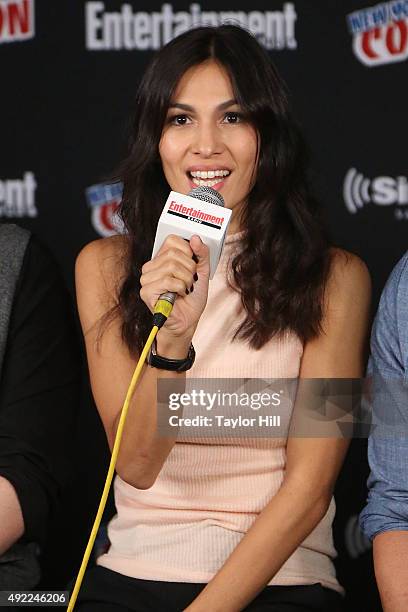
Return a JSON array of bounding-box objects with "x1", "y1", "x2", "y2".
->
[
  {"x1": 168, "y1": 200, "x2": 224, "y2": 229},
  {"x1": 0, "y1": 172, "x2": 37, "y2": 217},
  {"x1": 86, "y1": 182, "x2": 124, "y2": 237},
  {"x1": 347, "y1": 1, "x2": 408, "y2": 66},
  {"x1": 344, "y1": 168, "x2": 408, "y2": 220},
  {"x1": 85, "y1": 2, "x2": 297, "y2": 51},
  {"x1": 0, "y1": 0, "x2": 35, "y2": 44}
]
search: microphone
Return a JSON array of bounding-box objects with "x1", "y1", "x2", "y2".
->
[{"x1": 151, "y1": 186, "x2": 231, "y2": 328}]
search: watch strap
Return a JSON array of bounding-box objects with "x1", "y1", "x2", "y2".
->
[{"x1": 147, "y1": 337, "x2": 195, "y2": 372}]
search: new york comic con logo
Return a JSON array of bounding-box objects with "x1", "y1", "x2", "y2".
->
[
  {"x1": 86, "y1": 182, "x2": 124, "y2": 237},
  {"x1": 347, "y1": 1, "x2": 408, "y2": 66},
  {"x1": 0, "y1": 0, "x2": 35, "y2": 44}
]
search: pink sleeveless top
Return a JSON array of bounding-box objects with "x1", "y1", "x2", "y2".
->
[{"x1": 97, "y1": 231, "x2": 343, "y2": 594}]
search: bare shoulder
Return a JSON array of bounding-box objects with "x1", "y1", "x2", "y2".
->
[
  {"x1": 76, "y1": 234, "x2": 129, "y2": 301},
  {"x1": 300, "y1": 248, "x2": 372, "y2": 377},
  {"x1": 326, "y1": 247, "x2": 371, "y2": 303},
  {"x1": 75, "y1": 235, "x2": 129, "y2": 333},
  {"x1": 319, "y1": 247, "x2": 372, "y2": 338}
]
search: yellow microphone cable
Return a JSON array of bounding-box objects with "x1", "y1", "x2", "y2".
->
[{"x1": 67, "y1": 296, "x2": 174, "y2": 611}]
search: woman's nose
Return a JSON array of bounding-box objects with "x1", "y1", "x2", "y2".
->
[{"x1": 191, "y1": 123, "x2": 223, "y2": 157}]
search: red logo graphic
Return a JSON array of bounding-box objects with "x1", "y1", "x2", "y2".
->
[
  {"x1": 0, "y1": 0, "x2": 35, "y2": 44},
  {"x1": 93, "y1": 201, "x2": 120, "y2": 236},
  {"x1": 347, "y1": 2, "x2": 408, "y2": 66},
  {"x1": 86, "y1": 182, "x2": 124, "y2": 237}
]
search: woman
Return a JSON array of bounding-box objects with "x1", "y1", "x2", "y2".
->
[{"x1": 75, "y1": 25, "x2": 371, "y2": 612}]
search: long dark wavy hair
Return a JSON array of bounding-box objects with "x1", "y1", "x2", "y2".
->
[{"x1": 108, "y1": 25, "x2": 333, "y2": 356}]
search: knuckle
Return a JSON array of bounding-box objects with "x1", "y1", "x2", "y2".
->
[
  {"x1": 167, "y1": 247, "x2": 178, "y2": 259},
  {"x1": 163, "y1": 235, "x2": 177, "y2": 250},
  {"x1": 165, "y1": 261, "x2": 176, "y2": 274},
  {"x1": 184, "y1": 244, "x2": 193, "y2": 257},
  {"x1": 164, "y1": 275, "x2": 176, "y2": 288},
  {"x1": 168, "y1": 234, "x2": 183, "y2": 245}
]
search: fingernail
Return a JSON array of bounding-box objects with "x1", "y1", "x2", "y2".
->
[
  {"x1": 185, "y1": 288, "x2": 189, "y2": 295},
  {"x1": 193, "y1": 273, "x2": 198, "y2": 282}
]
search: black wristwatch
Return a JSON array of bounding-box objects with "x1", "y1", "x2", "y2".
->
[{"x1": 146, "y1": 337, "x2": 195, "y2": 372}]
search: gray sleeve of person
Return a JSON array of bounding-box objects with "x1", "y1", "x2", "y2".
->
[
  {"x1": 0, "y1": 224, "x2": 80, "y2": 588},
  {"x1": 359, "y1": 251, "x2": 408, "y2": 540}
]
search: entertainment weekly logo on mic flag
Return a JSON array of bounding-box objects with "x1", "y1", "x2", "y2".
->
[
  {"x1": 0, "y1": 0, "x2": 35, "y2": 44},
  {"x1": 168, "y1": 199, "x2": 224, "y2": 229},
  {"x1": 85, "y1": 2, "x2": 297, "y2": 51},
  {"x1": 86, "y1": 182, "x2": 124, "y2": 237},
  {"x1": 347, "y1": 1, "x2": 408, "y2": 66}
]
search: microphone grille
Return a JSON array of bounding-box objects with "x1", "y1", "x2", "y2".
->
[{"x1": 188, "y1": 186, "x2": 225, "y2": 208}]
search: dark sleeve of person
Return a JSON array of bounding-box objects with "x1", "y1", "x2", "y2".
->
[{"x1": 0, "y1": 235, "x2": 80, "y2": 546}]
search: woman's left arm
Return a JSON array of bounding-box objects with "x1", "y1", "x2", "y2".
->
[{"x1": 184, "y1": 250, "x2": 371, "y2": 612}]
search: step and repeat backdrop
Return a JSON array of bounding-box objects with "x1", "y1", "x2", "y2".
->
[{"x1": 2, "y1": 0, "x2": 407, "y2": 609}]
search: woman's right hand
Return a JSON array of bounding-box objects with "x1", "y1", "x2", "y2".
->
[{"x1": 140, "y1": 234, "x2": 210, "y2": 342}]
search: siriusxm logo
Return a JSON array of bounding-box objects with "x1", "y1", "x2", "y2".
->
[
  {"x1": 347, "y1": 1, "x2": 408, "y2": 66},
  {"x1": 85, "y1": 2, "x2": 297, "y2": 51},
  {"x1": 86, "y1": 182, "x2": 124, "y2": 237},
  {"x1": 344, "y1": 168, "x2": 408, "y2": 219},
  {"x1": 0, "y1": 0, "x2": 35, "y2": 44}
]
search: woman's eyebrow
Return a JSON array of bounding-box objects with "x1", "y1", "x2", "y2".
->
[{"x1": 168, "y1": 98, "x2": 238, "y2": 111}]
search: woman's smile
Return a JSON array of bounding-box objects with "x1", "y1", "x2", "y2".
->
[{"x1": 187, "y1": 167, "x2": 231, "y2": 190}]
